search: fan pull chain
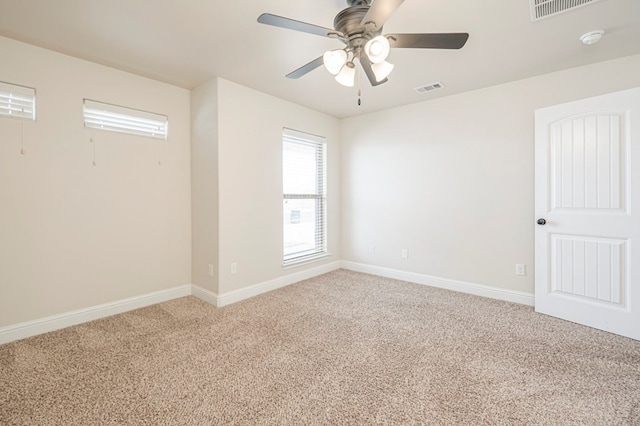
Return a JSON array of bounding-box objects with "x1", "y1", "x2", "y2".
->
[
  {"x1": 356, "y1": 70, "x2": 362, "y2": 106},
  {"x1": 157, "y1": 141, "x2": 162, "y2": 166}
]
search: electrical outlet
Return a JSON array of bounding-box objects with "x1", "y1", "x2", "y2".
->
[
  {"x1": 208, "y1": 264, "x2": 214, "y2": 277},
  {"x1": 516, "y1": 264, "x2": 526, "y2": 276},
  {"x1": 369, "y1": 244, "x2": 376, "y2": 253},
  {"x1": 401, "y1": 249, "x2": 409, "y2": 259},
  {"x1": 231, "y1": 262, "x2": 238, "y2": 275}
]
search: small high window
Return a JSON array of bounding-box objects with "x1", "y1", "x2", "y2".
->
[
  {"x1": 83, "y1": 99, "x2": 168, "y2": 140},
  {"x1": 0, "y1": 81, "x2": 36, "y2": 121}
]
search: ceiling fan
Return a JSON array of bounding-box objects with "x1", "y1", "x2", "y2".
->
[{"x1": 257, "y1": 0, "x2": 469, "y2": 88}]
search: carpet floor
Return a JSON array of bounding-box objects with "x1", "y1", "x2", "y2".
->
[{"x1": 1, "y1": 269, "x2": 639, "y2": 425}]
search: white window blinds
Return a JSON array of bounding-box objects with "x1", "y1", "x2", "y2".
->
[
  {"x1": 83, "y1": 99, "x2": 168, "y2": 140},
  {"x1": 0, "y1": 81, "x2": 36, "y2": 121},
  {"x1": 283, "y1": 129, "x2": 327, "y2": 264}
]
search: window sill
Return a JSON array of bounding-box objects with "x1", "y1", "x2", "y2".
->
[{"x1": 283, "y1": 253, "x2": 331, "y2": 270}]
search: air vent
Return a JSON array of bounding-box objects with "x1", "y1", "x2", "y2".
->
[
  {"x1": 414, "y1": 82, "x2": 444, "y2": 94},
  {"x1": 530, "y1": 0, "x2": 602, "y2": 21}
]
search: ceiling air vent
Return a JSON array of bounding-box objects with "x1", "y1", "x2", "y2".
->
[
  {"x1": 414, "y1": 82, "x2": 444, "y2": 94},
  {"x1": 530, "y1": 0, "x2": 602, "y2": 21}
]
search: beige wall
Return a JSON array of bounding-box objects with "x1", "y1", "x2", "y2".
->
[
  {"x1": 340, "y1": 54, "x2": 640, "y2": 295},
  {"x1": 3, "y1": 32, "x2": 638, "y2": 330},
  {"x1": 0, "y1": 37, "x2": 191, "y2": 327},
  {"x1": 216, "y1": 79, "x2": 340, "y2": 294},
  {"x1": 191, "y1": 79, "x2": 219, "y2": 293}
]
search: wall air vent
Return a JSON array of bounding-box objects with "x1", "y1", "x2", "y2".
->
[
  {"x1": 414, "y1": 82, "x2": 444, "y2": 94},
  {"x1": 530, "y1": 0, "x2": 602, "y2": 21}
]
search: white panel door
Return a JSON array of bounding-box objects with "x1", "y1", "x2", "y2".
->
[{"x1": 535, "y1": 87, "x2": 640, "y2": 340}]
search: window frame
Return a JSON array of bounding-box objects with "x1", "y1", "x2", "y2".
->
[{"x1": 282, "y1": 128, "x2": 328, "y2": 266}]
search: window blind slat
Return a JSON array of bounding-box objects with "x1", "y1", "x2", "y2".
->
[
  {"x1": 0, "y1": 96, "x2": 34, "y2": 107},
  {"x1": 84, "y1": 118, "x2": 166, "y2": 133}
]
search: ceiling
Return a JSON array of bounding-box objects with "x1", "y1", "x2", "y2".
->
[{"x1": 0, "y1": 0, "x2": 638, "y2": 118}]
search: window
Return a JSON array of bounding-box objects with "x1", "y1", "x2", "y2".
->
[
  {"x1": 283, "y1": 129, "x2": 327, "y2": 265},
  {"x1": 0, "y1": 81, "x2": 36, "y2": 121},
  {"x1": 83, "y1": 99, "x2": 168, "y2": 140}
]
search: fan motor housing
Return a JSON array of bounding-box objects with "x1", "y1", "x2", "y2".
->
[{"x1": 334, "y1": 5, "x2": 381, "y2": 49}]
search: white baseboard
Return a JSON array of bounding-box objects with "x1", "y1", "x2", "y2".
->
[
  {"x1": 0, "y1": 260, "x2": 532, "y2": 345},
  {"x1": 0, "y1": 262, "x2": 341, "y2": 345},
  {"x1": 191, "y1": 284, "x2": 218, "y2": 306},
  {"x1": 0, "y1": 285, "x2": 192, "y2": 345},
  {"x1": 340, "y1": 261, "x2": 535, "y2": 306},
  {"x1": 213, "y1": 261, "x2": 341, "y2": 307}
]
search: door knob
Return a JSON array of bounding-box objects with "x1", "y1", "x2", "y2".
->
[{"x1": 537, "y1": 218, "x2": 546, "y2": 225}]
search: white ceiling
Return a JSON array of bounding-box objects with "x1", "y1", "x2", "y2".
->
[{"x1": 0, "y1": 0, "x2": 638, "y2": 118}]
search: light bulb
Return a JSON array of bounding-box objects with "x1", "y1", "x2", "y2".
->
[
  {"x1": 371, "y1": 60, "x2": 394, "y2": 82},
  {"x1": 323, "y1": 50, "x2": 348, "y2": 75},
  {"x1": 364, "y1": 35, "x2": 390, "y2": 64},
  {"x1": 335, "y1": 62, "x2": 356, "y2": 87},
  {"x1": 369, "y1": 40, "x2": 384, "y2": 55}
]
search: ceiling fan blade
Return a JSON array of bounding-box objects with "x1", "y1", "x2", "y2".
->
[
  {"x1": 387, "y1": 33, "x2": 470, "y2": 49},
  {"x1": 286, "y1": 56, "x2": 325, "y2": 79},
  {"x1": 360, "y1": 0, "x2": 405, "y2": 30},
  {"x1": 359, "y1": 58, "x2": 388, "y2": 87},
  {"x1": 258, "y1": 13, "x2": 340, "y2": 38}
]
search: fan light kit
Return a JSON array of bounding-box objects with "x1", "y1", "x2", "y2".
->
[{"x1": 258, "y1": 0, "x2": 469, "y2": 89}]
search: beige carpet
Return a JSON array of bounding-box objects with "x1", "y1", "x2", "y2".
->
[{"x1": 1, "y1": 269, "x2": 639, "y2": 425}]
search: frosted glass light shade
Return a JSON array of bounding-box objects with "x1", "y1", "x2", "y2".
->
[
  {"x1": 323, "y1": 50, "x2": 348, "y2": 75},
  {"x1": 372, "y1": 60, "x2": 394, "y2": 82},
  {"x1": 364, "y1": 36, "x2": 390, "y2": 64},
  {"x1": 335, "y1": 62, "x2": 356, "y2": 87}
]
